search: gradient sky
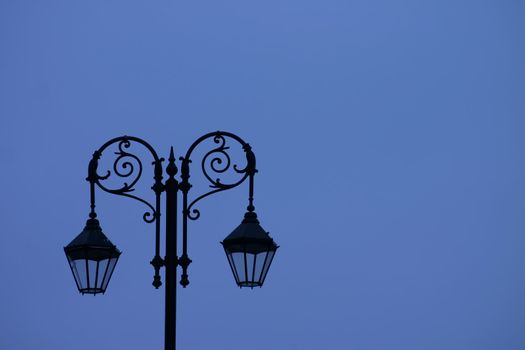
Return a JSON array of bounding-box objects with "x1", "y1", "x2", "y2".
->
[{"x1": 1, "y1": 1, "x2": 525, "y2": 349}]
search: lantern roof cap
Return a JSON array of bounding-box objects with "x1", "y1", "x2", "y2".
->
[
  {"x1": 66, "y1": 218, "x2": 117, "y2": 249},
  {"x1": 222, "y1": 212, "x2": 278, "y2": 254},
  {"x1": 222, "y1": 211, "x2": 276, "y2": 242}
]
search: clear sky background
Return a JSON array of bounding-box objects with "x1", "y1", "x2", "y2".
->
[{"x1": 1, "y1": 0, "x2": 524, "y2": 349}]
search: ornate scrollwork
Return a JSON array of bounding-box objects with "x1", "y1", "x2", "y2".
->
[
  {"x1": 184, "y1": 132, "x2": 254, "y2": 221},
  {"x1": 90, "y1": 137, "x2": 161, "y2": 224},
  {"x1": 201, "y1": 134, "x2": 249, "y2": 188}
]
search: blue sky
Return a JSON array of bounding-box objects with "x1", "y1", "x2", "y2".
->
[{"x1": 1, "y1": 0, "x2": 524, "y2": 349}]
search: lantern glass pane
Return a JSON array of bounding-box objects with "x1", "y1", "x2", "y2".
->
[
  {"x1": 232, "y1": 252, "x2": 246, "y2": 283},
  {"x1": 101, "y1": 257, "x2": 118, "y2": 290},
  {"x1": 96, "y1": 259, "x2": 109, "y2": 289},
  {"x1": 226, "y1": 252, "x2": 240, "y2": 284},
  {"x1": 76, "y1": 259, "x2": 88, "y2": 290},
  {"x1": 254, "y1": 251, "x2": 268, "y2": 284},
  {"x1": 88, "y1": 259, "x2": 98, "y2": 291},
  {"x1": 246, "y1": 252, "x2": 255, "y2": 283},
  {"x1": 68, "y1": 257, "x2": 83, "y2": 290},
  {"x1": 260, "y1": 250, "x2": 276, "y2": 284}
]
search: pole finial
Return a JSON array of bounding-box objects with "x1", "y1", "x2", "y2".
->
[{"x1": 166, "y1": 147, "x2": 178, "y2": 178}]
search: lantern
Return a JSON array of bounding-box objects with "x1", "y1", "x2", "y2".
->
[
  {"x1": 64, "y1": 218, "x2": 121, "y2": 295},
  {"x1": 222, "y1": 212, "x2": 278, "y2": 288}
]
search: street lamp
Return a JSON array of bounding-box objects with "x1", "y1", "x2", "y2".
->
[{"x1": 64, "y1": 131, "x2": 278, "y2": 350}]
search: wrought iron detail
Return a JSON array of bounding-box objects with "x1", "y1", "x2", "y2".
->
[
  {"x1": 184, "y1": 132, "x2": 254, "y2": 221},
  {"x1": 69, "y1": 131, "x2": 271, "y2": 350},
  {"x1": 90, "y1": 137, "x2": 162, "y2": 224}
]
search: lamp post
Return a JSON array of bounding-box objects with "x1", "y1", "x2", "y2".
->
[{"x1": 64, "y1": 131, "x2": 278, "y2": 350}]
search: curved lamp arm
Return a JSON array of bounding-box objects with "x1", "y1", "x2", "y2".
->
[
  {"x1": 182, "y1": 131, "x2": 256, "y2": 219},
  {"x1": 86, "y1": 135, "x2": 165, "y2": 287},
  {"x1": 176, "y1": 131, "x2": 257, "y2": 287}
]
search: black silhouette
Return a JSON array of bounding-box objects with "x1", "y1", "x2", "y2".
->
[{"x1": 64, "y1": 131, "x2": 278, "y2": 350}]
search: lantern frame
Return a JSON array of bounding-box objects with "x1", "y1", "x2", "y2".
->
[
  {"x1": 222, "y1": 211, "x2": 278, "y2": 288},
  {"x1": 64, "y1": 218, "x2": 121, "y2": 295}
]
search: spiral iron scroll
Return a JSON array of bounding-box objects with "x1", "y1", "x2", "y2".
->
[
  {"x1": 92, "y1": 138, "x2": 158, "y2": 223},
  {"x1": 186, "y1": 133, "x2": 252, "y2": 220}
]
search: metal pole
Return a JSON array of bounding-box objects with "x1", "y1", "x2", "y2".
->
[{"x1": 165, "y1": 148, "x2": 178, "y2": 350}]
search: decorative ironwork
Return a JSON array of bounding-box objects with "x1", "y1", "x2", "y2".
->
[
  {"x1": 85, "y1": 135, "x2": 164, "y2": 289},
  {"x1": 90, "y1": 137, "x2": 162, "y2": 224},
  {"x1": 66, "y1": 131, "x2": 276, "y2": 350},
  {"x1": 184, "y1": 132, "x2": 255, "y2": 221}
]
